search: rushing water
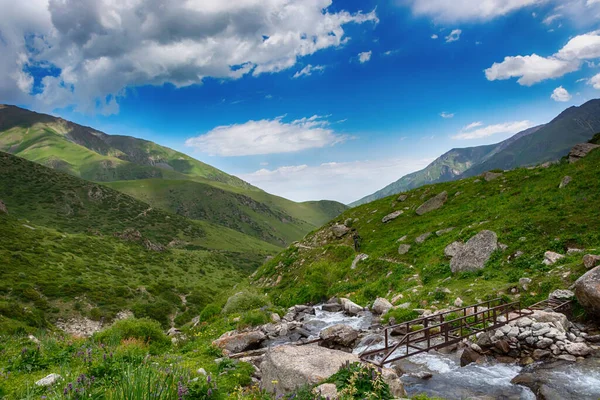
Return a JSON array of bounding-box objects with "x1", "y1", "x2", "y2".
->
[{"x1": 300, "y1": 305, "x2": 600, "y2": 400}]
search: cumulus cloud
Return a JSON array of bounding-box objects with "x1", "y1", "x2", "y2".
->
[
  {"x1": 445, "y1": 29, "x2": 462, "y2": 43},
  {"x1": 452, "y1": 120, "x2": 534, "y2": 140},
  {"x1": 485, "y1": 30, "x2": 600, "y2": 86},
  {"x1": 185, "y1": 115, "x2": 349, "y2": 156},
  {"x1": 401, "y1": 0, "x2": 542, "y2": 22},
  {"x1": 589, "y1": 73, "x2": 600, "y2": 88},
  {"x1": 431, "y1": 34, "x2": 439, "y2": 39},
  {"x1": 239, "y1": 157, "x2": 434, "y2": 203},
  {"x1": 440, "y1": 112, "x2": 455, "y2": 119},
  {"x1": 358, "y1": 51, "x2": 372, "y2": 63},
  {"x1": 0, "y1": 0, "x2": 377, "y2": 114},
  {"x1": 551, "y1": 86, "x2": 572, "y2": 101},
  {"x1": 293, "y1": 65, "x2": 326, "y2": 79}
]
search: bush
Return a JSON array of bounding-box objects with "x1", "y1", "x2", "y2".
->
[
  {"x1": 94, "y1": 318, "x2": 170, "y2": 354},
  {"x1": 326, "y1": 362, "x2": 392, "y2": 399},
  {"x1": 222, "y1": 291, "x2": 269, "y2": 315},
  {"x1": 237, "y1": 310, "x2": 270, "y2": 329},
  {"x1": 385, "y1": 308, "x2": 418, "y2": 324},
  {"x1": 131, "y1": 300, "x2": 173, "y2": 328},
  {"x1": 199, "y1": 304, "x2": 221, "y2": 322}
]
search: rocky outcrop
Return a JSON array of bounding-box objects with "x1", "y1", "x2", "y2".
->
[
  {"x1": 415, "y1": 191, "x2": 448, "y2": 216},
  {"x1": 0, "y1": 200, "x2": 7, "y2": 214},
  {"x1": 382, "y1": 210, "x2": 403, "y2": 223},
  {"x1": 212, "y1": 330, "x2": 266, "y2": 354},
  {"x1": 319, "y1": 324, "x2": 359, "y2": 350},
  {"x1": 260, "y1": 345, "x2": 359, "y2": 396},
  {"x1": 448, "y1": 230, "x2": 498, "y2": 273},
  {"x1": 583, "y1": 254, "x2": 600, "y2": 269},
  {"x1": 568, "y1": 142, "x2": 600, "y2": 163},
  {"x1": 444, "y1": 241, "x2": 464, "y2": 258},
  {"x1": 56, "y1": 317, "x2": 102, "y2": 337},
  {"x1": 372, "y1": 298, "x2": 393, "y2": 315},
  {"x1": 331, "y1": 224, "x2": 350, "y2": 238},
  {"x1": 575, "y1": 266, "x2": 600, "y2": 316}
]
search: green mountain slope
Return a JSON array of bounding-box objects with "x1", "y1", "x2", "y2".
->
[
  {"x1": 352, "y1": 99, "x2": 600, "y2": 206},
  {"x1": 0, "y1": 105, "x2": 347, "y2": 245},
  {"x1": 0, "y1": 151, "x2": 279, "y2": 331},
  {"x1": 253, "y1": 145, "x2": 600, "y2": 315}
]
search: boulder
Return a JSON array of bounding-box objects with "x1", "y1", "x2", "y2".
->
[
  {"x1": 543, "y1": 251, "x2": 564, "y2": 266},
  {"x1": 381, "y1": 368, "x2": 407, "y2": 398},
  {"x1": 0, "y1": 200, "x2": 7, "y2": 214},
  {"x1": 444, "y1": 241, "x2": 464, "y2": 258},
  {"x1": 314, "y1": 383, "x2": 338, "y2": 399},
  {"x1": 574, "y1": 266, "x2": 600, "y2": 316},
  {"x1": 483, "y1": 171, "x2": 503, "y2": 181},
  {"x1": 460, "y1": 347, "x2": 481, "y2": 366},
  {"x1": 35, "y1": 373, "x2": 62, "y2": 387},
  {"x1": 351, "y1": 253, "x2": 369, "y2": 270},
  {"x1": 549, "y1": 289, "x2": 574, "y2": 301},
  {"x1": 340, "y1": 298, "x2": 364, "y2": 316},
  {"x1": 564, "y1": 342, "x2": 591, "y2": 356},
  {"x1": 530, "y1": 310, "x2": 570, "y2": 332},
  {"x1": 212, "y1": 330, "x2": 266, "y2": 354},
  {"x1": 519, "y1": 277, "x2": 532, "y2": 290},
  {"x1": 415, "y1": 232, "x2": 432, "y2": 244},
  {"x1": 322, "y1": 303, "x2": 343, "y2": 313},
  {"x1": 398, "y1": 244, "x2": 411, "y2": 255},
  {"x1": 260, "y1": 345, "x2": 359, "y2": 396},
  {"x1": 372, "y1": 298, "x2": 393, "y2": 315},
  {"x1": 397, "y1": 194, "x2": 408, "y2": 202},
  {"x1": 583, "y1": 254, "x2": 600, "y2": 269},
  {"x1": 382, "y1": 210, "x2": 403, "y2": 223},
  {"x1": 568, "y1": 142, "x2": 600, "y2": 163},
  {"x1": 319, "y1": 324, "x2": 359, "y2": 349},
  {"x1": 331, "y1": 224, "x2": 350, "y2": 238},
  {"x1": 415, "y1": 191, "x2": 448, "y2": 216},
  {"x1": 559, "y1": 176, "x2": 572, "y2": 188},
  {"x1": 449, "y1": 230, "x2": 498, "y2": 273}
]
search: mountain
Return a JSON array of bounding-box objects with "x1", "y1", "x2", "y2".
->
[
  {"x1": 253, "y1": 144, "x2": 600, "y2": 315},
  {"x1": 351, "y1": 99, "x2": 600, "y2": 206},
  {"x1": 0, "y1": 150, "x2": 280, "y2": 331},
  {"x1": 0, "y1": 105, "x2": 346, "y2": 246}
]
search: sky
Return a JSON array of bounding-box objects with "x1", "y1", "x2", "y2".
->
[{"x1": 1, "y1": 0, "x2": 600, "y2": 204}]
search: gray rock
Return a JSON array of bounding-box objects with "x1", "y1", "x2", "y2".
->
[
  {"x1": 398, "y1": 244, "x2": 411, "y2": 255},
  {"x1": 549, "y1": 289, "x2": 575, "y2": 301},
  {"x1": 381, "y1": 368, "x2": 407, "y2": 398},
  {"x1": 516, "y1": 317, "x2": 533, "y2": 328},
  {"x1": 449, "y1": 230, "x2": 498, "y2": 273},
  {"x1": 536, "y1": 338, "x2": 554, "y2": 349},
  {"x1": 416, "y1": 191, "x2": 448, "y2": 216},
  {"x1": 461, "y1": 348, "x2": 481, "y2": 366},
  {"x1": 35, "y1": 373, "x2": 62, "y2": 387},
  {"x1": 260, "y1": 345, "x2": 359, "y2": 396},
  {"x1": 444, "y1": 241, "x2": 464, "y2": 258},
  {"x1": 0, "y1": 200, "x2": 7, "y2": 214},
  {"x1": 436, "y1": 227, "x2": 455, "y2": 236},
  {"x1": 564, "y1": 342, "x2": 591, "y2": 356},
  {"x1": 556, "y1": 354, "x2": 577, "y2": 362},
  {"x1": 483, "y1": 171, "x2": 503, "y2": 181},
  {"x1": 568, "y1": 142, "x2": 600, "y2": 163},
  {"x1": 322, "y1": 303, "x2": 343, "y2": 312},
  {"x1": 574, "y1": 266, "x2": 600, "y2": 316},
  {"x1": 331, "y1": 224, "x2": 350, "y2": 238},
  {"x1": 319, "y1": 324, "x2": 359, "y2": 348},
  {"x1": 212, "y1": 330, "x2": 266, "y2": 354},
  {"x1": 519, "y1": 278, "x2": 532, "y2": 290},
  {"x1": 382, "y1": 210, "x2": 403, "y2": 223},
  {"x1": 340, "y1": 298, "x2": 364, "y2": 316},
  {"x1": 351, "y1": 253, "x2": 369, "y2": 270},
  {"x1": 415, "y1": 232, "x2": 432, "y2": 244},
  {"x1": 397, "y1": 194, "x2": 408, "y2": 202},
  {"x1": 559, "y1": 176, "x2": 572, "y2": 188},
  {"x1": 543, "y1": 251, "x2": 564, "y2": 265},
  {"x1": 518, "y1": 330, "x2": 532, "y2": 340},
  {"x1": 532, "y1": 349, "x2": 551, "y2": 360},
  {"x1": 372, "y1": 298, "x2": 393, "y2": 315},
  {"x1": 314, "y1": 383, "x2": 338, "y2": 399},
  {"x1": 583, "y1": 254, "x2": 600, "y2": 269}
]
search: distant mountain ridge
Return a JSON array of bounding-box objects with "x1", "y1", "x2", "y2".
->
[
  {"x1": 351, "y1": 99, "x2": 600, "y2": 206},
  {"x1": 0, "y1": 105, "x2": 347, "y2": 246}
]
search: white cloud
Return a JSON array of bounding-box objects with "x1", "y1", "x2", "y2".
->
[
  {"x1": 445, "y1": 29, "x2": 462, "y2": 43},
  {"x1": 543, "y1": 13, "x2": 562, "y2": 25},
  {"x1": 293, "y1": 65, "x2": 326, "y2": 79},
  {"x1": 588, "y1": 0, "x2": 600, "y2": 5},
  {"x1": 431, "y1": 34, "x2": 439, "y2": 39},
  {"x1": 239, "y1": 157, "x2": 434, "y2": 203},
  {"x1": 485, "y1": 30, "x2": 600, "y2": 86},
  {"x1": 358, "y1": 51, "x2": 372, "y2": 63},
  {"x1": 589, "y1": 73, "x2": 600, "y2": 88},
  {"x1": 440, "y1": 112, "x2": 455, "y2": 119},
  {"x1": 382, "y1": 49, "x2": 400, "y2": 56},
  {"x1": 185, "y1": 115, "x2": 349, "y2": 156},
  {"x1": 0, "y1": 0, "x2": 377, "y2": 114},
  {"x1": 452, "y1": 120, "x2": 534, "y2": 140},
  {"x1": 463, "y1": 121, "x2": 483, "y2": 130},
  {"x1": 260, "y1": 162, "x2": 269, "y2": 166},
  {"x1": 402, "y1": 0, "x2": 543, "y2": 22},
  {"x1": 551, "y1": 86, "x2": 572, "y2": 101}
]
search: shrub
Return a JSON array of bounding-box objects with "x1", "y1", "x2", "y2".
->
[
  {"x1": 326, "y1": 362, "x2": 392, "y2": 399},
  {"x1": 237, "y1": 310, "x2": 270, "y2": 329},
  {"x1": 385, "y1": 308, "x2": 418, "y2": 324},
  {"x1": 222, "y1": 291, "x2": 269, "y2": 315},
  {"x1": 199, "y1": 304, "x2": 221, "y2": 322},
  {"x1": 132, "y1": 300, "x2": 173, "y2": 328},
  {"x1": 94, "y1": 318, "x2": 170, "y2": 354}
]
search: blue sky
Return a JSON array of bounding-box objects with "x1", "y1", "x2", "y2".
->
[{"x1": 1, "y1": 0, "x2": 600, "y2": 203}]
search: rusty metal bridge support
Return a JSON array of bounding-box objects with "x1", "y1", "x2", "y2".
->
[{"x1": 360, "y1": 298, "x2": 572, "y2": 367}]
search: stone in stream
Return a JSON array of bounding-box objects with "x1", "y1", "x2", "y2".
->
[
  {"x1": 340, "y1": 298, "x2": 364, "y2": 316},
  {"x1": 260, "y1": 345, "x2": 359, "y2": 396},
  {"x1": 322, "y1": 303, "x2": 343, "y2": 312},
  {"x1": 460, "y1": 347, "x2": 481, "y2": 367},
  {"x1": 319, "y1": 324, "x2": 359, "y2": 349},
  {"x1": 415, "y1": 191, "x2": 448, "y2": 215}
]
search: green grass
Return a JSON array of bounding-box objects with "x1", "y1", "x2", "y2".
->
[{"x1": 254, "y1": 148, "x2": 600, "y2": 313}]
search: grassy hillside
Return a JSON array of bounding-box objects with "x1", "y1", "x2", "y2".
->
[
  {"x1": 254, "y1": 146, "x2": 600, "y2": 317},
  {"x1": 0, "y1": 151, "x2": 279, "y2": 332},
  {"x1": 352, "y1": 99, "x2": 600, "y2": 206},
  {"x1": 0, "y1": 105, "x2": 347, "y2": 245}
]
